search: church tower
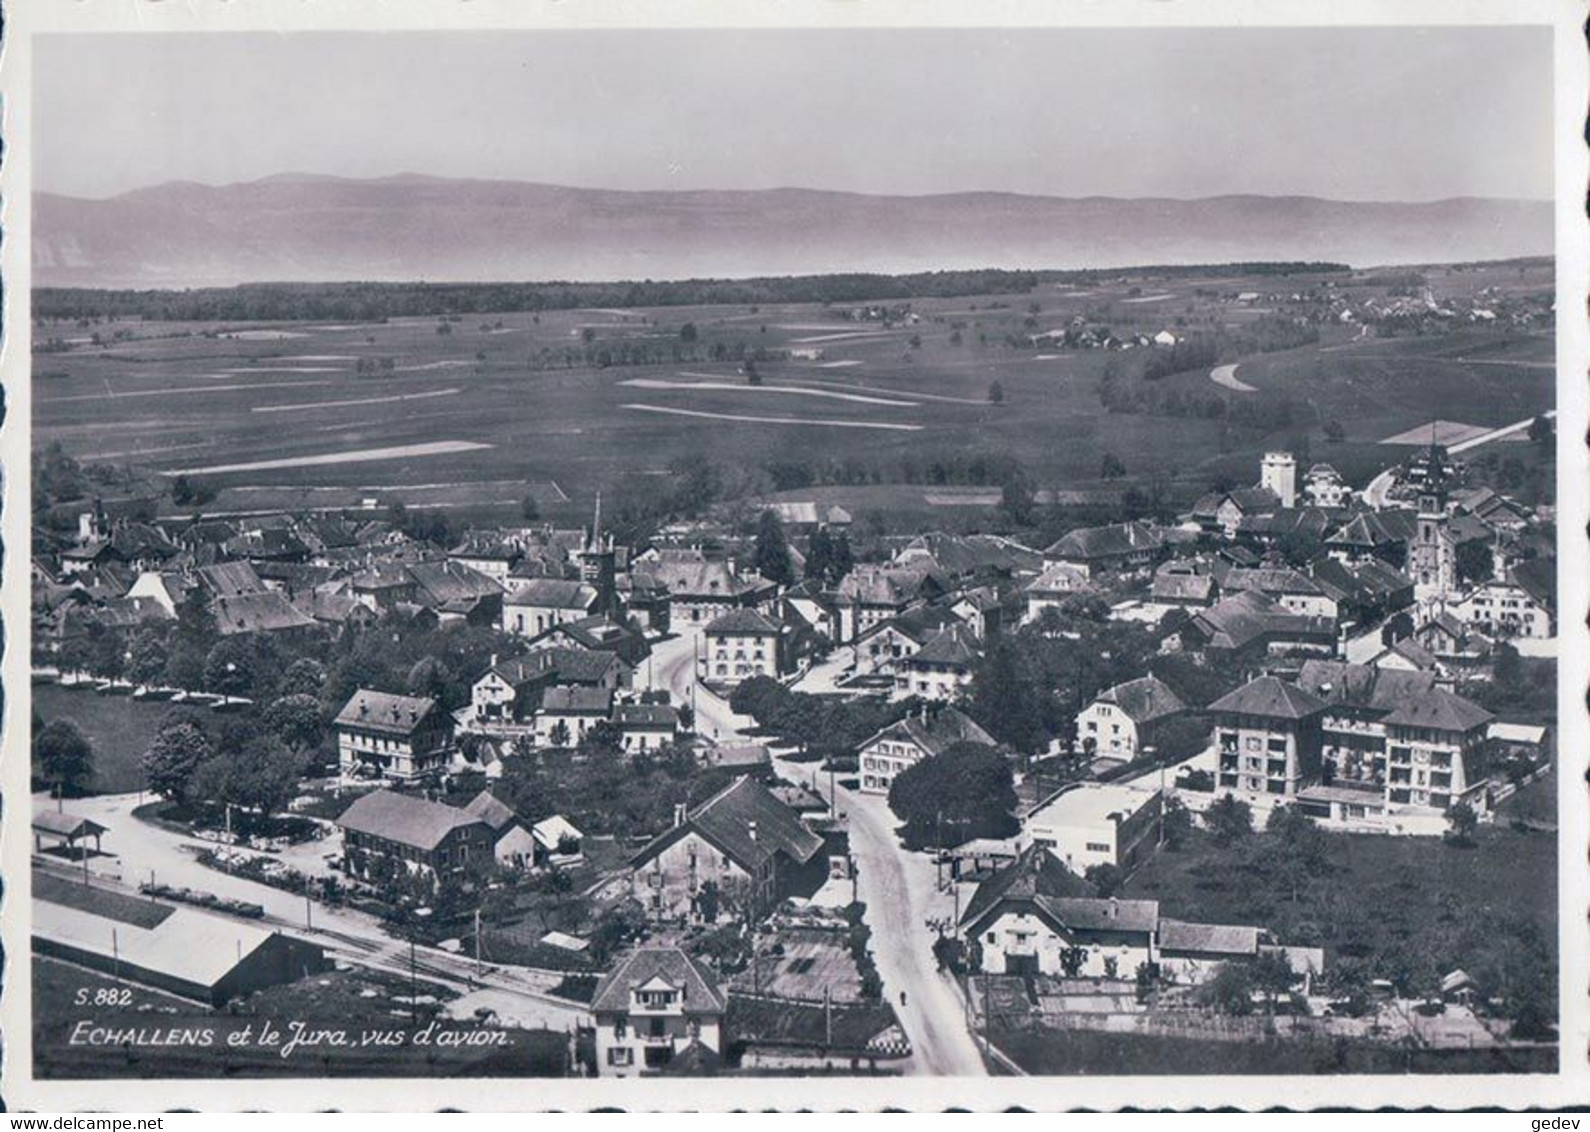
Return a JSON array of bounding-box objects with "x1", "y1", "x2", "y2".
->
[
  {"x1": 1409, "y1": 440, "x2": 1455, "y2": 596},
  {"x1": 579, "y1": 492, "x2": 619, "y2": 615}
]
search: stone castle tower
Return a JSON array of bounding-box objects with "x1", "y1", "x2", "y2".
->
[{"x1": 1261, "y1": 451, "x2": 1297, "y2": 509}]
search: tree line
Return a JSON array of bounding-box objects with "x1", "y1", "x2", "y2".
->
[{"x1": 33, "y1": 270, "x2": 1041, "y2": 323}]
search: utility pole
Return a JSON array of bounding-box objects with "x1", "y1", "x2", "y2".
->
[
  {"x1": 982, "y1": 963, "x2": 992, "y2": 1057},
  {"x1": 749, "y1": 820, "x2": 761, "y2": 1000},
  {"x1": 305, "y1": 890, "x2": 313, "y2": 930},
  {"x1": 474, "y1": 907, "x2": 483, "y2": 976},
  {"x1": 935, "y1": 810, "x2": 943, "y2": 891},
  {"x1": 410, "y1": 933, "x2": 419, "y2": 1027}
]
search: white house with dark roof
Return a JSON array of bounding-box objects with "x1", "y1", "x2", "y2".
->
[
  {"x1": 502, "y1": 577, "x2": 599, "y2": 638},
  {"x1": 959, "y1": 848, "x2": 1158, "y2": 978},
  {"x1": 334, "y1": 690, "x2": 454, "y2": 780},
  {"x1": 462, "y1": 790, "x2": 537, "y2": 868},
  {"x1": 1210, "y1": 676, "x2": 1327, "y2": 801},
  {"x1": 614, "y1": 702, "x2": 681, "y2": 752},
  {"x1": 629, "y1": 777, "x2": 823, "y2": 922},
  {"x1": 1450, "y1": 560, "x2": 1555, "y2": 640},
  {"x1": 1042, "y1": 521, "x2": 1165, "y2": 577},
  {"x1": 591, "y1": 946, "x2": 726, "y2": 1076},
  {"x1": 1076, "y1": 675, "x2": 1187, "y2": 760},
  {"x1": 960, "y1": 848, "x2": 1316, "y2": 985},
  {"x1": 700, "y1": 608, "x2": 788, "y2": 686},
  {"x1": 857, "y1": 705, "x2": 998, "y2": 795},
  {"x1": 831, "y1": 564, "x2": 940, "y2": 643},
  {"x1": 893, "y1": 622, "x2": 981, "y2": 702},
  {"x1": 534, "y1": 686, "x2": 614, "y2": 747}
]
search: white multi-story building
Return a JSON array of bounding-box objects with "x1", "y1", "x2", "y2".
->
[{"x1": 1021, "y1": 782, "x2": 1164, "y2": 873}]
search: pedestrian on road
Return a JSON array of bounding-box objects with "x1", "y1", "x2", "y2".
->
[{"x1": 900, "y1": 990, "x2": 908, "y2": 1007}]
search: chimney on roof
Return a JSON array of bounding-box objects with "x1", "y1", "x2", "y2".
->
[
  {"x1": 358, "y1": 699, "x2": 369, "y2": 718},
  {"x1": 673, "y1": 802, "x2": 688, "y2": 828}
]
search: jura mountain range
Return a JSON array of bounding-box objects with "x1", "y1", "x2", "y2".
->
[{"x1": 33, "y1": 173, "x2": 1553, "y2": 288}]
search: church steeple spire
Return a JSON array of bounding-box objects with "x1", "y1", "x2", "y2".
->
[{"x1": 588, "y1": 491, "x2": 603, "y2": 552}]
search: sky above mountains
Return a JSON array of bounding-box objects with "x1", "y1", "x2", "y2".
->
[{"x1": 37, "y1": 25, "x2": 1552, "y2": 203}]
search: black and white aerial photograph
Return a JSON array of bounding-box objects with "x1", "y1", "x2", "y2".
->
[{"x1": 8, "y1": 4, "x2": 1584, "y2": 1111}]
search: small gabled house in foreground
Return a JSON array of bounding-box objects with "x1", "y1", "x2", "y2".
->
[
  {"x1": 591, "y1": 946, "x2": 726, "y2": 1076},
  {"x1": 959, "y1": 847, "x2": 1157, "y2": 978}
]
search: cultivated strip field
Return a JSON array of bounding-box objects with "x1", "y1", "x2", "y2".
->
[
  {"x1": 621, "y1": 404, "x2": 924, "y2": 431},
  {"x1": 168, "y1": 440, "x2": 494, "y2": 474}
]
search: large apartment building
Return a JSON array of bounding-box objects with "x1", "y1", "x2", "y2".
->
[{"x1": 1209, "y1": 676, "x2": 1326, "y2": 800}]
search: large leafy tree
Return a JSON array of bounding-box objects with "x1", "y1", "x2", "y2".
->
[
  {"x1": 128, "y1": 625, "x2": 173, "y2": 686},
  {"x1": 1205, "y1": 794, "x2": 1254, "y2": 846},
  {"x1": 141, "y1": 715, "x2": 214, "y2": 805},
  {"x1": 192, "y1": 737, "x2": 308, "y2": 827},
  {"x1": 279, "y1": 657, "x2": 328, "y2": 698},
  {"x1": 887, "y1": 740, "x2": 1018, "y2": 848},
  {"x1": 964, "y1": 643, "x2": 1049, "y2": 755},
  {"x1": 263, "y1": 693, "x2": 327, "y2": 754},
  {"x1": 752, "y1": 509, "x2": 794, "y2": 587},
  {"x1": 34, "y1": 719, "x2": 95, "y2": 795}
]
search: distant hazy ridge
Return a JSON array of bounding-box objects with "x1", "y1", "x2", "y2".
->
[{"x1": 34, "y1": 173, "x2": 1554, "y2": 288}]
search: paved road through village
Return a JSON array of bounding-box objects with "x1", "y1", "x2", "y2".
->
[{"x1": 650, "y1": 628, "x2": 987, "y2": 1075}]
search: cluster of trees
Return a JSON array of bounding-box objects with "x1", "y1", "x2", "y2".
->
[
  {"x1": 1463, "y1": 645, "x2": 1556, "y2": 723},
  {"x1": 493, "y1": 736, "x2": 732, "y2": 840},
  {"x1": 1047, "y1": 263, "x2": 1350, "y2": 288},
  {"x1": 752, "y1": 511, "x2": 795, "y2": 587},
  {"x1": 728, "y1": 676, "x2": 910, "y2": 764},
  {"x1": 887, "y1": 741, "x2": 1019, "y2": 849},
  {"x1": 803, "y1": 526, "x2": 856, "y2": 589},
  {"x1": 35, "y1": 270, "x2": 1041, "y2": 323},
  {"x1": 169, "y1": 475, "x2": 218, "y2": 507},
  {"x1": 354, "y1": 356, "x2": 397, "y2": 376},
  {"x1": 525, "y1": 338, "x2": 784, "y2": 372},
  {"x1": 1141, "y1": 335, "x2": 1220, "y2": 381},
  {"x1": 961, "y1": 600, "x2": 1161, "y2": 755},
  {"x1": 759, "y1": 449, "x2": 1036, "y2": 493},
  {"x1": 34, "y1": 718, "x2": 97, "y2": 796},
  {"x1": 140, "y1": 707, "x2": 320, "y2": 830}
]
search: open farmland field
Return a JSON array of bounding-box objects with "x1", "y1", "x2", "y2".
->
[{"x1": 35, "y1": 261, "x2": 1555, "y2": 522}]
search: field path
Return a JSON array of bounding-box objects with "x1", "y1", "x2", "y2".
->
[
  {"x1": 622, "y1": 403, "x2": 922, "y2": 431},
  {"x1": 776, "y1": 378, "x2": 988, "y2": 406},
  {"x1": 1210, "y1": 363, "x2": 1257, "y2": 392},
  {"x1": 625, "y1": 377, "x2": 917, "y2": 407},
  {"x1": 43, "y1": 380, "x2": 334, "y2": 403},
  {"x1": 252, "y1": 387, "x2": 460, "y2": 413},
  {"x1": 166, "y1": 440, "x2": 492, "y2": 475}
]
